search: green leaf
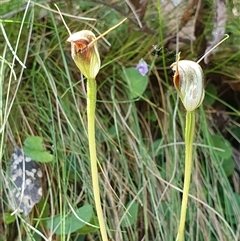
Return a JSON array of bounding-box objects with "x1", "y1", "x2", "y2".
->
[
  {"x1": 204, "y1": 84, "x2": 217, "y2": 106},
  {"x1": 77, "y1": 216, "x2": 98, "y2": 234},
  {"x1": 23, "y1": 136, "x2": 53, "y2": 163},
  {"x1": 23, "y1": 147, "x2": 53, "y2": 163},
  {"x1": 32, "y1": 231, "x2": 43, "y2": 241},
  {"x1": 209, "y1": 134, "x2": 232, "y2": 160},
  {"x1": 45, "y1": 204, "x2": 95, "y2": 235},
  {"x1": 79, "y1": 2, "x2": 97, "y2": 11},
  {"x1": 3, "y1": 212, "x2": 16, "y2": 224},
  {"x1": 222, "y1": 158, "x2": 235, "y2": 176},
  {"x1": 230, "y1": 125, "x2": 240, "y2": 139},
  {"x1": 36, "y1": 199, "x2": 50, "y2": 218},
  {"x1": 121, "y1": 201, "x2": 139, "y2": 228},
  {"x1": 24, "y1": 136, "x2": 45, "y2": 151},
  {"x1": 122, "y1": 67, "x2": 148, "y2": 99},
  {"x1": 224, "y1": 193, "x2": 240, "y2": 224}
]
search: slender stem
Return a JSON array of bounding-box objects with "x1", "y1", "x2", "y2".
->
[
  {"x1": 177, "y1": 110, "x2": 195, "y2": 241},
  {"x1": 87, "y1": 78, "x2": 108, "y2": 241}
]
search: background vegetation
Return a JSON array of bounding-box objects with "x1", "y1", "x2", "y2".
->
[{"x1": 0, "y1": 0, "x2": 240, "y2": 240}]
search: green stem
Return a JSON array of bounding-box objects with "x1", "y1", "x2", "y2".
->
[
  {"x1": 87, "y1": 78, "x2": 108, "y2": 241},
  {"x1": 177, "y1": 110, "x2": 195, "y2": 241}
]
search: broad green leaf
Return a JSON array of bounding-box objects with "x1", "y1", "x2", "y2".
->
[
  {"x1": 33, "y1": 231, "x2": 43, "y2": 241},
  {"x1": 4, "y1": 212, "x2": 16, "y2": 224},
  {"x1": 121, "y1": 201, "x2": 139, "y2": 228},
  {"x1": 230, "y1": 125, "x2": 240, "y2": 139},
  {"x1": 45, "y1": 204, "x2": 95, "y2": 235},
  {"x1": 209, "y1": 134, "x2": 232, "y2": 159},
  {"x1": 23, "y1": 147, "x2": 53, "y2": 163},
  {"x1": 222, "y1": 158, "x2": 234, "y2": 176},
  {"x1": 122, "y1": 67, "x2": 148, "y2": 99},
  {"x1": 224, "y1": 193, "x2": 240, "y2": 224},
  {"x1": 37, "y1": 199, "x2": 50, "y2": 218},
  {"x1": 23, "y1": 136, "x2": 53, "y2": 163},
  {"x1": 77, "y1": 216, "x2": 98, "y2": 234},
  {"x1": 79, "y1": 2, "x2": 97, "y2": 11},
  {"x1": 204, "y1": 84, "x2": 217, "y2": 105},
  {"x1": 24, "y1": 136, "x2": 45, "y2": 151}
]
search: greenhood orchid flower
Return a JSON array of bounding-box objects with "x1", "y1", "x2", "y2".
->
[
  {"x1": 67, "y1": 30, "x2": 101, "y2": 79},
  {"x1": 171, "y1": 54, "x2": 205, "y2": 111}
]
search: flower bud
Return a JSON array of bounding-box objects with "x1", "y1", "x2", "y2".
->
[
  {"x1": 67, "y1": 30, "x2": 101, "y2": 79},
  {"x1": 171, "y1": 57, "x2": 205, "y2": 111}
]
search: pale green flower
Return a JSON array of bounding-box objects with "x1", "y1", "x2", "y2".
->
[
  {"x1": 67, "y1": 30, "x2": 101, "y2": 79},
  {"x1": 171, "y1": 55, "x2": 205, "y2": 111}
]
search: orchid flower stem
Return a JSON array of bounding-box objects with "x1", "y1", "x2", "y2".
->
[
  {"x1": 177, "y1": 110, "x2": 195, "y2": 241},
  {"x1": 87, "y1": 77, "x2": 108, "y2": 241}
]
